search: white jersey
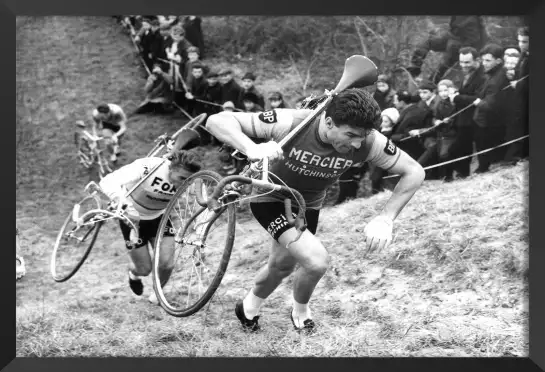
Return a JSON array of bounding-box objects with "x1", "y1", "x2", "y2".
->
[{"x1": 99, "y1": 157, "x2": 177, "y2": 220}]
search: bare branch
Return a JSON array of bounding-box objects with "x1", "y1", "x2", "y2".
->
[{"x1": 353, "y1": 19, "x2": 369, "y2": 57}]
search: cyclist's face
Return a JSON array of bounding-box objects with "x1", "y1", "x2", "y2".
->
[
  {"x1": 326, "y1": 119, "x2": 368, "y2": 153},
  {"x1": 168, "y1": 167, "x2": 188, "y2": 185}
]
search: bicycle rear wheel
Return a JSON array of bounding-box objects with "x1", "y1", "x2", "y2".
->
[
  {"x1": 51, "y1": 195, "x2": 104, "y2": 282},
  {"x1": 153, "y1": 170, "x2": 237, "y2": 317}
]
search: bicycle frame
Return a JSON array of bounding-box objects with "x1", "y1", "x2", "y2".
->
[{"x1": 76, "y1": 129, "x2": 114, "y2": 178}]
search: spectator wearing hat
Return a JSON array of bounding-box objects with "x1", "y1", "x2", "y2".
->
[
  {"x1": 237, "y1": 72, "x2": 265, "y2": 109},
  {"x1": 366, "y1": 107, "x2": 402, "y2": 195},
  {"x1": 219, "y1": 68, "x2": 244, "y2": 110},
  {"x1": 380, "y1": 107, "x2": 400, "y2": 137},
  {"x1": 202, "y1": 69, "x2": 223, "y2": 116},
  {"x1": 267, "y1": 91, "x2": 289, "y2": 110},
  {"x1": 153, "y1": 23, "x2": 177, "y2": 72},
  {"x1": 183, "y1": 16, "x2": 205, "y2": 60},
  {"x1": 184, "y1": 46, "x2": 207, "y2": 87},
  {"x1": 373, "y1": 74, "x2": 396, "y2": 110},
  {"x1": 241, "y1": 91, "x2": 264, "y2": 113},
  {"x1": 472, "y1": 43, "x2": 510, "y2": 173},
  {"x1": 222, "y1": 101, "x2": 235, "y2": 112}
]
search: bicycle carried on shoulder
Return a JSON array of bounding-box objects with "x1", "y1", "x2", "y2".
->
[
  {"x1": 150, "y1": 55, "x2": 379, "y2": 317},
  {"x1": 51, "y1": 114, "x2": 208, "y2": 283}
]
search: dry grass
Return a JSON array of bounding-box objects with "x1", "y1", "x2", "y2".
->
[{"x1": 16, "y1": 16, "x2": 528, "y2": 357}]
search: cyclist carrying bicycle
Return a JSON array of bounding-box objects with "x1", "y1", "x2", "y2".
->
[
  {"x1": 92, "y1": 103, "x2": 128, "y2": 163},
  {"x1": 98, "y1": 142, "x2": 202, "y2": 304},
  {"x1": 206, "y1": 88, "x2": 425, "y2": 332}
]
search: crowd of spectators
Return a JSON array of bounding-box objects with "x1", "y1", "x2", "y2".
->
[{"x1": 116, "y1": 16, "x2": 529, "y2": 203}]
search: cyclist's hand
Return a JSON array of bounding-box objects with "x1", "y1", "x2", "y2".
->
[
  {"x1": 111, "y1": 134, "x2": 118, "y2": 143},
  {"x1": 246, "y1": 141, "x2": 284, "y2": 162},
  {"x1": 363, "y1": 215, "x2": 393, "y2": 256}
]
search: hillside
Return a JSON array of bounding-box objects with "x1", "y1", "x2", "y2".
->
[{"x1": 16, "y1": 16, "x2": 528, "y2": 357}]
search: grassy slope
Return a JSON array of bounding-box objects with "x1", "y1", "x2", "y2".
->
[{"x1": 16, "y1": 16, "x2": 528, "y2": 357}]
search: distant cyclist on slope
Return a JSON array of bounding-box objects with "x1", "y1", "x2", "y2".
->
[
  {"x1": 90, "y1": 103, "x2": 128, "y2": 163},
  {"x1": 98, "y1": 131, "x2": 202, "y2": 304},
  {"x1": 206, "y1": 88, "x2": 425, "y2": 332}
]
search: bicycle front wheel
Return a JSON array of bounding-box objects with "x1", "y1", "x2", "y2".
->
[
  {"x1": 51, "y1": 195, "x2": 103, "y2": 282},
  {"x1": 153, "y1": 170, "x2": 237, "y2": 317}
]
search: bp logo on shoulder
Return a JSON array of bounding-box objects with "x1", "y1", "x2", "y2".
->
[
  {"x1": 258, "y1": 110, "x2": 278, "y2": 124},
  {"x1": 384, "y1": 139, "x2": 397, "y2": 156}
]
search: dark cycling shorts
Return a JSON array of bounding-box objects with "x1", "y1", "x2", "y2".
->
[
  {"x1": 119, "y1": 215, "x2": 174, "y2": 250},
  {"x1": 102, "y1": 123, "x2": 124, "y2": 144},
  {"x1": 250, "y1": 202, "x2": 320, "y2": 242}
]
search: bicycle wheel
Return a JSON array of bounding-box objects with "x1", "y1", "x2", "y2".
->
[
  {"x1": 153, "y1": 170, "x2": 237, "y2": 317},
  {"x1": 51, "y1": 195, "x2": 104, "y2": 282}
]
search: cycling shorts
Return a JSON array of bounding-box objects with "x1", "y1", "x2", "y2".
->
[
  {"x1": 119, "y1": 215, "x2": 174, "y2": 250},
  {"x1": 250, "y1": 202, "x2": 320, "y2": 242}
]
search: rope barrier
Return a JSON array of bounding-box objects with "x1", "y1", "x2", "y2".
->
[
  {"x1": 383, "y1": 134, "x2": 528, "y2": 180},
  {"x1": 398, "y1": 74, "x2": 529, "y2": 142}
]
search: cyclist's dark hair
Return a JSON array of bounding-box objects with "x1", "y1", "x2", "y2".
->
[
  {"x1": 97, "y1": 104, "x2": 110, "y2": 114},
  {"x1": 517, "y1": 26, "x2": 529, "y2": 37},
  {"x1": 325, "y1": 88, "x2": 381, "y2": 131},
  {"x1": 168, "y1": 149, "x2": 202, "y2": 173},
  {"x1": 479, "y1": 43, "x2": 504, "y2": 60},
  {"x1": 459, "y1": 46, "x2": 478, "y2": 60}
]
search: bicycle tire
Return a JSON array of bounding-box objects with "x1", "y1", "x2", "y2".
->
[
  {"x1": 51, "y1": 195, "x2": 104, "y2": 282},
  {"x1": 153, "y1": 170, "x2": 237, "y2": 317}
]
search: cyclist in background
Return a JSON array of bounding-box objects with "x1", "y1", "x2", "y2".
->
[{"x1": 92, "y1": 103, "x2": 128, "y2": 163}]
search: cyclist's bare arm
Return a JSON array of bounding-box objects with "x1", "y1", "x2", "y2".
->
[
  {"x1": 206, "y1": 109, "x2": 310, "y2": 160},
  {"x1": 365, "y1": 131, "x2": 425, "y2": 221},
  {"x1": 113, "y1": 111, "x2": 128, "y2": 138}
]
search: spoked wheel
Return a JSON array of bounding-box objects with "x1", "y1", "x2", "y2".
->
[
  {"x1": 153, "y1": 170, "x2": 237, "y2": 317},
  {"x1": 51, "y1": 195, "x2": 104, "y2": 282}
]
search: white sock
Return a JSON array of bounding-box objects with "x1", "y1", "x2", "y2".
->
[
  {"x1": 292, "y1": 299, "x2": 311, "y2": 328},
  {"x1": 128, "y1": 270, "x2": 141, "y2": 281},
  {"x1": 242, "y1": 290, "x2": 264, "y2": 319}
]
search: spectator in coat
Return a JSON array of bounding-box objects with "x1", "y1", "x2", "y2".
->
[
  {"x1": 184, "y1": 46, "x2": 207, "y2": 87},
  {"x1": 238, "y1": 73, "x2": 265, "y2": 109},
  {"x1": 219, "y1": 68, "x2": 244, "y2": 110},
  {"x1": 407, "y1": 16, "x2": 488, "y2": 84},
  {"x1": 184, "y1": 63, "x2": 208, "y2": 115},
  {"x1": 241, "y1": 91, "x2": 264, "y2": 113},
  {"x1": 267, "y1": 91, "x2": 289, "y2": 110},
  {"x1": 202, "y1": 69, "x2": 223, "y2": 116},
  {"x1": 434, "y1": 79, "x2": 458, "y2": 181},
  {"x1": 373, "y1": 74, "x2": 396, "y2": 110},
  {"x1": 417, "y1": 80, "x2": 441, "y2": 114},
  {"x1": 390, "y1": 91, "x2": 433, "y2": 163},
  {"x1": 135, "y1": 64, "x2": 174, "y2": 114},
  {"x1": 182, "y1": 16, "x2": 205, "y2": 59},
  {"x1": 472, "y1": 43, "x2": 510, "y2": 173},
  {"x1": 504, "y1": 26, "x2": 529, "y2": 163},
  {"x1": 135, "y1": 20, "x2": 161, "y2": 72},
  {"x1": 448, "y1": 46, "x2": 486, "y2": 178}
]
